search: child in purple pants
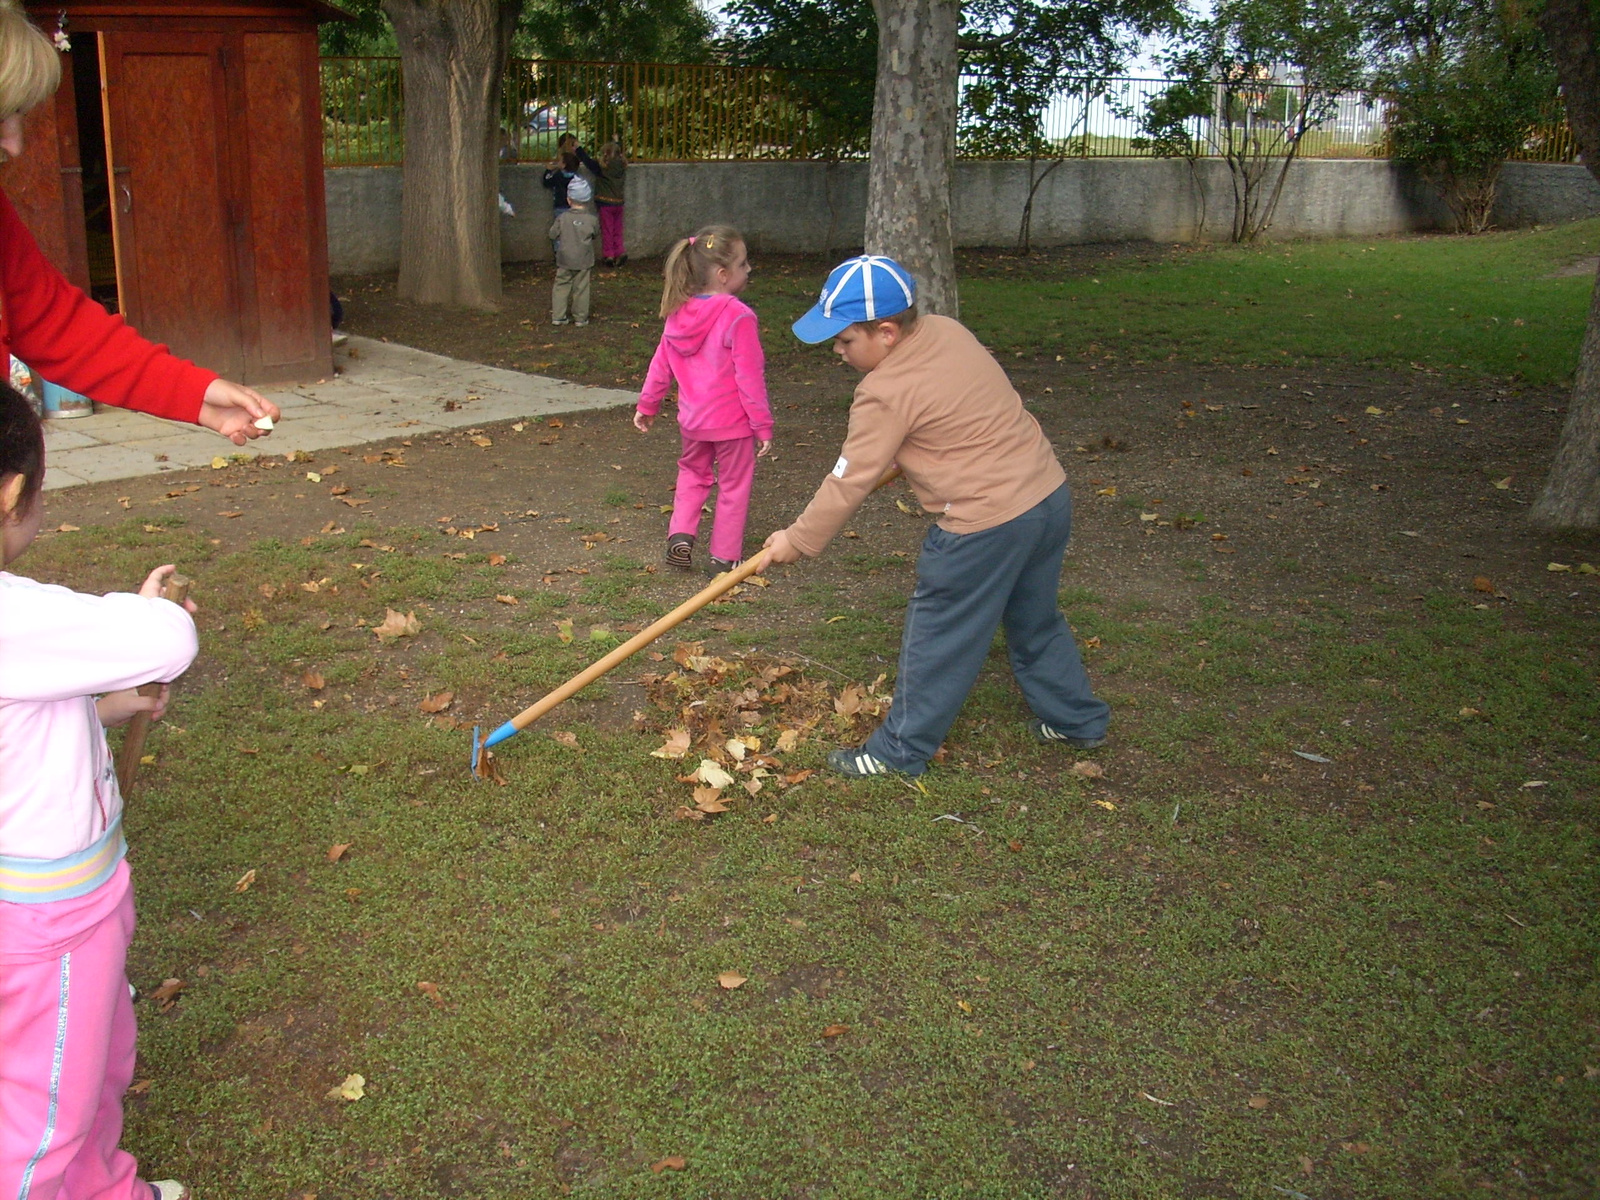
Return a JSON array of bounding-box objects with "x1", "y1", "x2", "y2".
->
[
  {"x1": 634, "y1": 225, "x2": 773, "y2": 573},
  {"x1": 1, "y1": 385, "x2": 200, "y2": 1200}
]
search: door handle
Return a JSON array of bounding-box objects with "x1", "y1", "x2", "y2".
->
[{"x1": 120, "y1": 184, "x2": 131, "y2": 213}]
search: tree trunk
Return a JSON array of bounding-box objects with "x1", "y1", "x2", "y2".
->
[
  {"x1": 1530, "y1": 0, "x2": 1600, "y2": 530},
  {"x1": 864, "y1": 0, "x2": 960, "y2": 317},
  {"x1": 384, "y1": 0, "x2": 522, "y2": 310}
]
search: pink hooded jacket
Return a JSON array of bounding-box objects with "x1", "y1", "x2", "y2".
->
[{"x1": 636, "y1": 294, "x2": 773, "y2": 442}]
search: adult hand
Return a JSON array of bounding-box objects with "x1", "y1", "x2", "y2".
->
[
  {"x1": 96, "y1": 684, "x2": 169, "y2": 728},
  {"x1": 756, "y1": 439, "x2": 772, "y2": 458},
  {"x1": 760, "y1": 528, "x2": 801, "y2": 568},
  {"x1": 138, "y1": 564, "x2": 199, "y2": 613},
  {"x1": 199, "y1": 378, "x2": 281, "y2": 446},
  {"x1": 633, "y1": 411, "x2": 655, "y2": 433}
]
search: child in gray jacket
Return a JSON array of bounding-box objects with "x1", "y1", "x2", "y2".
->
[{"x1": 549, "y1": 177, "x2": 599, "y2": 327}]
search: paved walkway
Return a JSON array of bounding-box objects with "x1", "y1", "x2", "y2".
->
[{"x1": 42, "y1": 336, "x2": 639, "y2": 491}]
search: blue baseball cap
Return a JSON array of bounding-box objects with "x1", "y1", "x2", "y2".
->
[{"x1": 792, "y1": 255, "x2": 917, "y2": 344}]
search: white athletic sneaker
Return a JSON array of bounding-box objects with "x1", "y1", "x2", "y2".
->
[{"x1": 149, "y1": 1181, "x2": 191, "y2": 1200}]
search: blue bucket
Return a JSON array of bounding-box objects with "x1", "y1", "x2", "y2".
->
[{"x1": 40, "y1": 379, "x2": 93, "y2": 419}]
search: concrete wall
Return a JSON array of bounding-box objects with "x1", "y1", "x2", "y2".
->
[{"x1": 326, "y1": 158, "x2": 1600, "y2": 275}]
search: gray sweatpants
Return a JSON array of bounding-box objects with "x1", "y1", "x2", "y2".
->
[
  {"x1": 552, "y1": 267, "x2": 591, "y2": 324},
  {"x1": 864, "y1": 482, "x2": 1110, "y2": 773}
]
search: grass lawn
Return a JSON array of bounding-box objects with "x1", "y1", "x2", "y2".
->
[{"x1": 22, "y1": 220, "x2": 1600, "y2": 1199}]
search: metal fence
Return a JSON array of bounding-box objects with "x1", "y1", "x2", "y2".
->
[{"x1": 321, "y1": 57, "x2": 1577, "y2": 167}]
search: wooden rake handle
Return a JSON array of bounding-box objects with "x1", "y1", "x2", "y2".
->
[
  {"x1": 482, "y1": 556, "x2": 767, "y2": 750},
  {"x1": 115, "y1": 573, "x2": 191, "y2": 797},
  {"x1": 479, "y1": 464, "x2": 907, "y2": 754}
]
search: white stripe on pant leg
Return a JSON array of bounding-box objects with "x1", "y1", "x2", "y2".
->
[{"x1": 17, "y1": 953, "x2": 71, "y2": 1200}]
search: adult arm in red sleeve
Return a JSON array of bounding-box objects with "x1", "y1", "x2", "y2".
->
[
  {"x1": 0, "y1": 188, "x2": 213, "y2": 422},
  {"x1": 0, "y1": 188, "x2": 280, "y2": 441}
]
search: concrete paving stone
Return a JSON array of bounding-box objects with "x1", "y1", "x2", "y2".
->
[
  {"x1": 285, "y1": 384, "x2": 393, "y2": 406},
  {"x1": 62, "y1": 410, "x2": 177, "y2": 441},
  {"x1": 42, "y1": 465, "x2": 89, "y2": 491},
  {"x1": 45, "y1": 443, "x2": 180, "y2": 485},
  {"x1": 126, "y1": 432, "x2": 249, "y2": 468},
  {"x1": 41, "y1": 426, "x2": 102, "y2": 451}
]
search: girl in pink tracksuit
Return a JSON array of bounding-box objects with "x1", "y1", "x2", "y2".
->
[
  {"x1": 0, "y1": 385, "x2": 200, "y2": 1200},
  {"x1": 634, "y1": 224, "x2": 774, "y2": 573}
]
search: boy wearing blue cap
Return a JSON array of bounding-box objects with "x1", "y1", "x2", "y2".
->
[{"x1": 760, "y1": 256, "x2": 1110, "y2": 777}]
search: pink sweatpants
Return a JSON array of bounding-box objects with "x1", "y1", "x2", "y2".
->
[
  {"x1": 668, "y1": 435, "x2": 757, "y2": 563},
  {"x1": 598, "y1": 204, "x2": 624, "y2": 260},
  {"x1": 0, "y1": 866, "x2": 148, "y2": 1200}
]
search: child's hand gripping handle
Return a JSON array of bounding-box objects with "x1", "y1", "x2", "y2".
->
[{"x1": 115, "y1": 573, "x2": 191, "y2": 797}]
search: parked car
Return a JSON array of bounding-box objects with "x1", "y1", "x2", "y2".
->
[{"x1": 525, "y1": 104, "x2": 567, "y2": 132}]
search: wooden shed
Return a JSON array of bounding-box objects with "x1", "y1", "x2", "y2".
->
[{"x1": 3, "y1": 0, "x2": 343, "y2": 385}]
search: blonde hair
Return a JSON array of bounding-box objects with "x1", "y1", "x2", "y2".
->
[
  {"x1": 0, "y1": 2, "x2": 59, "y2": 121},
  {"x1": 659, "y1": 225, "x2": 744, "y2": 318}
]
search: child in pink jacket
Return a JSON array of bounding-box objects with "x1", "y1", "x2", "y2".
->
[
  {"x1": 634, "y1": 225, "x2": 773, "y2": 573},
  {"x1": 0, "y1": 384, "x2": 200, "y2": 1200}
]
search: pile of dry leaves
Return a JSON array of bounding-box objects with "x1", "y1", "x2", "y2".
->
[{"x1": 635, "y1": 643, "x2": 895, "y2": 819}]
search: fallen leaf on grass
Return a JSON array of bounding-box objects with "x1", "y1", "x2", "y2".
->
[
  {"x1": 1293, "y1": 750, "x2": 1332, "y2": 764},
  {"x1": 143, "y1": 524, "x2": 164, "y2": 533},
  {"x1": 717, "y1": 972, "x2": 747, "y2": 990},
  {"x1": 556, "y1": 619, "x2": 574, "y2": 643},
  {"x1": 650, "y1": 729, "x2": 692, "y2": 759},
  {"x1": 325, "y1": 1074, "x2": 365, "y2": 1102},
  {"x1": 775, "y1": 729, "x2": 800, "y2": 753},
  {"x1": 1248, "y1": 1095, "x2": 1270, "y2": 1109},
  {"x1": 488, "y1": 553, "x2": 507, "y2": 566},
  {"x1": 149, "y1": 978, "x2": 186, "y2": 1011},
  {"x1": 416, "y1": 981, "x2": 444, "y2": 1008},
  {"x1": 957, "y1": 999, "x2": 973, "y2": 1013},
  {"x1": 784, "y1": 769, "x2": 815, "y2": 786},
  {"x1": 127, "y1": 1078, "x2": 153, "y2": 1095},
  {"x1": 1092, "y1": 799, "x2": 1117, "y2": 811},
  {"x1": 822, "y1": 1024, "x2": 850, "y2": 1037},
  {"x1": 495, "y1": 594, "x2": 519, "y2": 605},
  {"x1": 469, "y1": 435, "x2": 493, "y2": 448},
  {"x1": 302, "y1": 671, "x2": 325, "y2": 690},
  {"x1": 1070, "y1": 760, "x2": 1105, "y2": 779},
  {"x1": 1548, "y1": 562, "x2": 1572, "y2": 573},
  {"x1": 551, "y1": 731, "x2": 581, "y2": 750},
  {"x1": 695, "y1": 760, "x2": 735, "y2": 789},
  {"x1": 327, "y1": 843, "x2": 352, "y2": 862},
  {"x1": 1140, "y1": 1091, "x2": 1175, "y2": 1106},
  {"x1": 650, "y1": 1157, "x2": 686, "y2": 1174},
  {"x1": 419, "y1": 691, "x2": 454, "y2": 713},
  {"x1": 232, "y1": 869, "x2": 257, "y2": 893},
  {"x1": 1521, "y1": 780, "x2": 1547, "y2": 789},
  {"x1": 694, "y1": 787, "x2": 729, "y2": 813},
  {"x1": 373, "y1": 609, "x2": 420, "y2": 641},
  {"x1": 1472, "y1": 576, "x2": 1495, "y2": 593}
]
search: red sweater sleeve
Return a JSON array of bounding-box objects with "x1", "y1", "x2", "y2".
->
[{"x1": 0, "y1": 188, "x2": 214, "y2": 423}]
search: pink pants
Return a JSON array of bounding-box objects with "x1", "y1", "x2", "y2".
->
[
  {"x1": 669, "y1": 435, "x2": 757, "y2": 563},
  {"x1": 0, "y1": 866, "x2": 148, "y2": 1200},
  {"x1": 598, "y1": 204, "x2": 624, "y2": 260}
]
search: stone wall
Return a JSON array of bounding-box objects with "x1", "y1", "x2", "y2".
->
[{"x1": 326, "y1": 159, "x2": 1600, "y2": 275}]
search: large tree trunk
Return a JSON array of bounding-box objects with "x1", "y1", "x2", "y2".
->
[
  {"x1": 863, "y1": 0, "x2": 960, "y2": 317},
  {"x1": 383, "y1": 0, "x2": 521, "y2": 310},
  {"x1": 1530, "y1": 0, "x2": 1600, "y2": 530}
]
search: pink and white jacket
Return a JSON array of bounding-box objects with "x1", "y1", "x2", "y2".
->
[
  {"x1": 636, "y1": 294, "x2": 774, "y2": 443},
  {"x1": 0, "y1": 572, "x2": 197, "y2": 904}
]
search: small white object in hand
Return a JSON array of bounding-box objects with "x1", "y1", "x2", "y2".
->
[{"x1": 253, "y1": 415, "x2": 275, "y2": 431}]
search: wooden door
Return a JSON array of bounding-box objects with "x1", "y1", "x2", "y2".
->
[
  {"x1": 236, "y1": 31, "x2": 329, "y2": 380},
  {"x1": 99, "y1": 31, "x2": 244, "y2": 377}
]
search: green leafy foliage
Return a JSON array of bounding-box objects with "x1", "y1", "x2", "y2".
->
[{"x1": 1367, "y1": 0, "x2": 1557, "y2": 233}]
